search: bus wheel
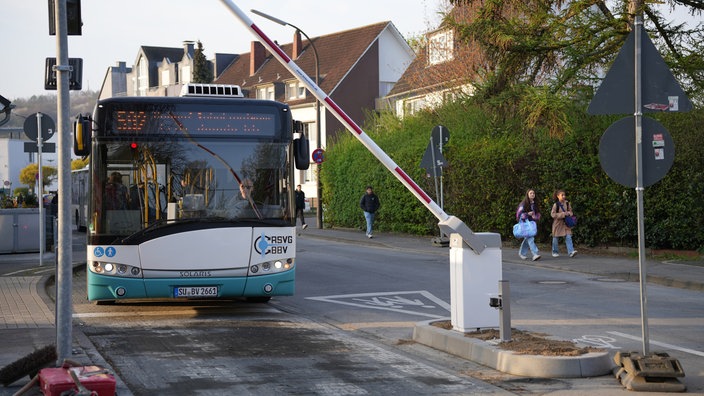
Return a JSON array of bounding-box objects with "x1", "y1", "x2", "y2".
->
[
  {"x1": 94, "y1": 300, "x2": 115, "y2": 305},
  {"x1": 245, "y1": 296, "x2": 271, "y2": 303}
]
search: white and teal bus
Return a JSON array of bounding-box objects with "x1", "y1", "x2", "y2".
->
[{"x1": 77, "y1": 84, "x2": 309, "y2": 304}]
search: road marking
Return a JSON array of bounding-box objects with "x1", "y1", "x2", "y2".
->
[
  {"x1": 608, "y1": 331, "x2": 704, "y2": 357},
  {"x1": 513, "y1": 318, "x2": 704, "y2": 326},
  {"x1": 73, "y1": 306, "x2": 281, "y2": 318},
  {"x1": 573, "y1": 335, "x2": 621, "y2": 349},
  {"x1": 338, "y1": 321, "x2": 418, "y2": 330},
  {"x1": 306, "y1": 290, "x2": 450, "y2": 319},
  {"x1": 3, "y1": 267, "x2": 54, "y2": 276}
]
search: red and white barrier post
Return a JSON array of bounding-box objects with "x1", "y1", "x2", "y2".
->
[{"x1": 220, "y1": 0, "x2": 502, "y2": 329}]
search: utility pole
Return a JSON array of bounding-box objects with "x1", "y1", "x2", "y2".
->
[{"x1": 52, "y1": 0, "x2": 74, "y2": 364}]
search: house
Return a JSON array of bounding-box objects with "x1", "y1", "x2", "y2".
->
[
  {"x1": 99, "y1": 41, "x2": 236, "y2": 100},
  {"x1": 214, "y1": 22, "x2": 415, "y2": 202},
  {"x1": 383, "y1": 6, "x2": 481, "y2": 118},
  {"x1": 98, "y1": 22, "x2": 415, "y2": 207}
]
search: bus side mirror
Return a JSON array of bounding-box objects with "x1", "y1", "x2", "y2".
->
[
  {"x1": 293, "y1": 137, "x2": 309, "y2": 170},
  {"x1": 73, "y1": 114, "x2": 91, "y2": 156}
]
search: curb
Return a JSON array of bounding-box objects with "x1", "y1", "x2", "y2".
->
[{"x1": 413, "y1": 319, "x2": 614, "y2": 378}]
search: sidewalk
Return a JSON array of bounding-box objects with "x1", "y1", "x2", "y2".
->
[
  {"x1": 1, "y1": 219, "x2": 701, "y2": 394},
  {"x1": 0, "y1": 252, "x2": 131, "y2": 396},
  {"x1": 299, "y1": 215, "x2": 704, "y2": 292}
]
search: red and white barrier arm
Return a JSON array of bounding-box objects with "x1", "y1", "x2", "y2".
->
[{"x1": 220, "y1": 1, "x2": 486, "y2": 253}]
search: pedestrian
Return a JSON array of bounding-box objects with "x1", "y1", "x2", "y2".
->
[
  {"x1": 550, "y1": 189, "x2": 577, "y2": 258},
  {"x1": 295, "y1": 184, "x2": 307, "y2": 229},
  {"x1": 104, "y1": 172, "x2": 129, "y2": 210},
  {"x1": 359, "y1": 185, "x2": 380, "y2": 238},
  {"x1": 516, "y1": 189, "x2": 541, "y2": 261}
]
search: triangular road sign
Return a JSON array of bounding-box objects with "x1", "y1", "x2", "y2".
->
[{"x1": 588, "y1": 28, "x2": 692, "y2": 115}]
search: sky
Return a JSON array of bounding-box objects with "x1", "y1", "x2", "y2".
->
[
  {"x1": 1, "y1": 1, "x2": 697, "y2": 102},
  {"x1": 1, "y1": 0, "x2": 444, "y2": 101}
]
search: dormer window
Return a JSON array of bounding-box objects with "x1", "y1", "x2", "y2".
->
[
  {"x1": 428, "y1": 30, "x2": 454, "y2": 65},
  {"x1": 286, "y1": 80, "x2": 306, "y2": 100},
  {"x1": 256, "y1": 85, "x2": 276, "y2": 100}
]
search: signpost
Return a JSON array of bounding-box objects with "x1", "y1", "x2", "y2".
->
[
  {"x1": 23, "y1": 112, "x2": 56, "y2": 267},
  {"x1": 421, "y1": 126, "x2": 450, "y2": 246},
  {"x1": 588, "y1": 14, "x2": 689, "y2": 391}
]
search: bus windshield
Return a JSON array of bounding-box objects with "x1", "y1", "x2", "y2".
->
[{"x1": 90, "y1": 99, "x2": 293, "y2": 240}]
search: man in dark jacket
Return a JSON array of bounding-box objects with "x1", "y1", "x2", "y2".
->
[
  {"x1": 359, "y1": 185, "x2": 380, "y2": 238},
  {"x1": 295, "y1": 184, "x2": 307, "y2": 229}
]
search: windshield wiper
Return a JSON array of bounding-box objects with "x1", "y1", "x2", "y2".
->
[{"x1": 118, "y1": 218, "x2": 199, "y2": 243}]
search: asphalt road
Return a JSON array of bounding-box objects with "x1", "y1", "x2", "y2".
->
[{"x1": 64, "y1": 235, "x2": 704, "y2": 394}]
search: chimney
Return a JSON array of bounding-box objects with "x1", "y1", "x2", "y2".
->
[
  {"x1": 292, "y1": 31, "x2": 302, "y2": 59},
  {"x1": 250, "y1": 41, "x2": 266, "y2": 76},
  {"x1": 183, "y1": 41, "x2": 195, "y2": 57}
]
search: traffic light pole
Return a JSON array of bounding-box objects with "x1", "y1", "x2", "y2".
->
[{"x1": 53, "y1": 0, "x2": 73, "y2": 365}]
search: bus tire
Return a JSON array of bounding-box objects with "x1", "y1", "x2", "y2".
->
[{"x1": 245, "y1": 296, "x2": 271, "y2": 303}]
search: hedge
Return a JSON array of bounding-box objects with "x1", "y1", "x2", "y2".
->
[{"x1": 320, "y1": 101, "x2": 704, "y2": 251}]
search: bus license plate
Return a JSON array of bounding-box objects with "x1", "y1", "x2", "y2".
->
[{"x1": 174, "y1": 286, "x2": 218, "y2": 298}]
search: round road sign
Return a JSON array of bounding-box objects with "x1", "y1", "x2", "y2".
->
[
  {"x1": 431, "y1": 125, "x2": 450, "y2": 146},
  {"x1": 599, "y1": 116, "x2": 674, "y2": 188},
  {"x1": 312, "y1": 148, "x2": 325, "y2": 164},
  {"x1": 23, "y1": 112, "x2": 56, "y2": 141}
]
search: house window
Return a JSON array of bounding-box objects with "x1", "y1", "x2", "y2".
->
[
  {"x1": 136, "y1": 55, "x2": 148, "y2": 96},
  {"x1": 286, "y1": 81, "x2": 306, "y2": 100},
  {"x1": 181, "y1": 65, "x2": 191, "y2": 84},
  {"x1": 256, "y1": 85, "x2": 275, "y2": 100},
  {"x1": 162, "y1": 70, "x2": 170, "y2": 87},
  {"x1": 404, "y1": 97, "x2": 426, "y2": 115},
  {"x1": 428, "y1": 30, "x2": 454, "y2": 65}
]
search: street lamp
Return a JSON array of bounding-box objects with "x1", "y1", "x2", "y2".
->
[{"x1": 251, "y1": 9, "x2": 323, "y2": 229}]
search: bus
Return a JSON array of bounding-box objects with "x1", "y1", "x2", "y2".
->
[
  {"x1": 71, "y1": 167, "x2": 89, "y2": 231},
  {"x1": 78, "y1": 83, "x2": 309, "y2": 303}
]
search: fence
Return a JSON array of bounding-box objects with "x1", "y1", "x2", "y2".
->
[{"x1": 0, "y1": 208, "x2": 55, "y2": 254}]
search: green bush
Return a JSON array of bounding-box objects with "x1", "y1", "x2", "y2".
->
[{"x1": 321, "y1": 101, "x2": 704, "y2": 251}]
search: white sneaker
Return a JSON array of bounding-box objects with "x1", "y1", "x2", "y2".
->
[
  {"x1": 532, "y1": 254, "x2": 541, "y2": 261},
  {"x1": 552, "y1": 253, "x2": 559, "y2": 257},
  {"x1": 569, "y1": 251, "x2": 577, "y2": 258},
  {"x1": 519, "y1": 254, "x2": 528, "y2": 260},
  {"x1": 367, "y1": 234, "x2": 373, "y2": 239},
  {"x1": 302, "y1": 224, "x2": 308, "y2": 229}
]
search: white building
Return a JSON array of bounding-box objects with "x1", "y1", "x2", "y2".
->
[{"x1": 0, "y1": 128, "x2": 34, "y2": 196}]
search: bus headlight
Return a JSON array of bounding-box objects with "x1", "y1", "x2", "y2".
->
[
  {"x1": 89, "y1": 261, "x2": 142, "y2": 278},
  {"x1": 249, "y1": 258, "x2": 294, "y2": 276}
]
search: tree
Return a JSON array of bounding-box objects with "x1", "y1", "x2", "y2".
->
[
  {"x1": 19, "y1": 163, "x2": 57, "y2": 192},
  {"x1": 72, "y1": 157, "x2": 89, "y2": 170},
  {"x1": 445, "y1": 0, "x2": 703, "y2": 135},
  {"x1": 447, "y1": 0, "x2": 704, "y2": 90},
  {"x1": 192, "y1": 41, "x2": 214, "y2": 83}
]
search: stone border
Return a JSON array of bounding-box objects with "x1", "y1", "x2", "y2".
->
[{"x1": 413, "y1": 319, "x2": 614, "y2": 378}]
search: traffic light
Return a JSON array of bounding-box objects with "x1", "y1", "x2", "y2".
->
[
  {"x1": 73, "y1": 114, "x2": 91, "y2": 156},
  {"x1": 48, "y1": 0, "x2": 82, "y2": 36}
]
